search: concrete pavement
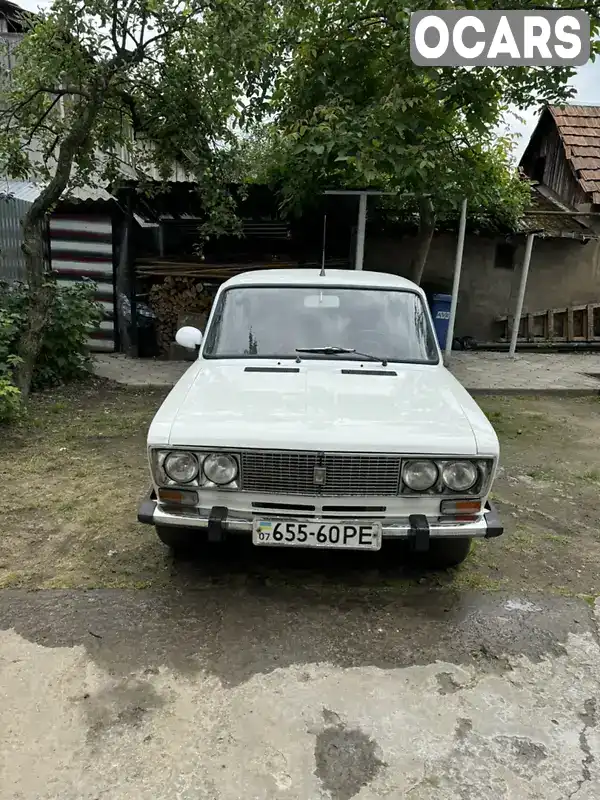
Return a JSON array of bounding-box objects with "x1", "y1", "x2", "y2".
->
[{"x1": 1, "y1": 587, "x2": 599, "y2": 799}]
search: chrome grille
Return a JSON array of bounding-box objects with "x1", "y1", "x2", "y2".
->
[{"x1": 240, "y1": 451, "x2": 401, "y2": 496}]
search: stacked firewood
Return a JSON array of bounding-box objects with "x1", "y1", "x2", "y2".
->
[
  {"x1": 148, "y1": 276, "x2": 216, "y2": 356},
  {"x1": 144, "y1": 256, "x2": 352, "y2": 356},
  {"x1": 136, "y1": 257, "x2": 350, "y2": 278}
]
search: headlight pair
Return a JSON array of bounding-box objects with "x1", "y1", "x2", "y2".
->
[
  {"x1": 402, "y1": 459, "x2": 482, "y2": 493},
  {"x1": 161, "y1": 451, "x2": 238, "y2": 486}
]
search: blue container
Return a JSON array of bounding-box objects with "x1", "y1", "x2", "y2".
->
[{"x1": 431, "y1": 293, "x2": 453, "y2": 349}]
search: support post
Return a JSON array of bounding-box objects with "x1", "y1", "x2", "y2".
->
[
  {"x1": 508, "y1": 233, "x2": 535, "y2": 358},
  {"x1": 355, "y1": 192, "x2": 367, "y2": 270},
  {"x1": 444, "y1": 198, "x2": 468, "y2": 363},
  {"x1": 125, "y1": 189, "x2": 138, "y2": 357}
]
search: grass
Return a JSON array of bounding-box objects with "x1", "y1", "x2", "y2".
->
[
  {"x1": 2, "y1": 384, "x2": 600, "y2": 600},
  {"x1": 1, "y1": 380, "x2": 172, "y2": 590},
  {"x1": 478, "y1": 399, "x2": 555, "y2": 441},
  {"x1": 543, "y1": 533, "x2": 570, "y2": 545},
  {"x1": 581, "y1": 469, "x2": 600, "y2": 484}
]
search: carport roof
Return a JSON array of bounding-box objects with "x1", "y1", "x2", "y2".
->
[
  {"x1": 0, "y1": 179, "x2": 116, "y2": 204},
  {"x1": 518, "y1": 185, "x2": 600, "y2": 240}
]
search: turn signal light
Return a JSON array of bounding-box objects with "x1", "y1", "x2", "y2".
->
[
  {"x1": 158, "y1": 488, "x2": 198, "y2": 506},
  {"x1": 440, "y1": 499, "x2": 482, "y2": 518}
]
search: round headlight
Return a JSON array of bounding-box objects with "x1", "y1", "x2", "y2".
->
[
  {"x1": 402, "y1": 460, "x2": 438, "y2": 491},
  {"x1": 163, "y1": 451, "x2": 199, "y2": 484},
  {"x1": 442, "y1": 461, "x2": 478, "y2": 492},
  {"x1": 203, "y1": 453, "x2": 238, "y2": 485}
]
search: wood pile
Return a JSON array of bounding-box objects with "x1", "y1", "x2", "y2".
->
[
  {"x1": 143, "y1": 257, "x2": 351, "y2": 356},
  {"x1": 148, "y1": 276, "x2": 216, "y2": 356},
  {"x1": 136, "y1": 257, "x2": 349, "y2": 278}
]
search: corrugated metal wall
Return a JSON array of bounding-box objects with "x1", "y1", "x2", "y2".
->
[
  {"x1": 0, "y1": 196, "x2": 28, "y2": 281},
  {"x1": 49, "y1": 215, "x2": 116, "y2": 352}
]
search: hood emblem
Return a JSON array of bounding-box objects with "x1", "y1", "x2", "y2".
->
[{"x1": 313, "y1": 466, "x2": 326, "y2": 485}]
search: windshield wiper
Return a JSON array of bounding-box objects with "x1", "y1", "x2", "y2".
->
[{"x1": 295, "y1": 346, "x2": 388, "y2": 367}]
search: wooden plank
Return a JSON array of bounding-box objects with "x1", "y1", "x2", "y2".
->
[
  {"x1": 531, "y1": 313, "x2": 547, "y2": 338},
  {"x1": 594, "y1": 307, "x2": 600, "y2": 339},
  {"x1": 567, "y1": 308, "x2": 574, "y2": 341},
  {"x1": 573, "y1": 309, "x2": 585, "y2": 338},
  {"x1": 547, "y1": 309, "x2": 554, "y2": 341},
  {"x1": 588, "y1": 305, "x2": 594, "y2": 340},
  {"x1": 527, "y1": 313, "x2": 534, "y2": 340}
]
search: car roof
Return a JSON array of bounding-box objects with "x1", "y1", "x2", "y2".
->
[{"x1": 222, "y1": 268, "x2": 422, "y2": 292}]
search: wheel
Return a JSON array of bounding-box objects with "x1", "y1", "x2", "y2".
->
[
  {"x1": 418, "y1": 537, "x2": 472, "y2": 569},
  {"x1": 155, "y1": 525, "x2": 199, "y2": 556}
]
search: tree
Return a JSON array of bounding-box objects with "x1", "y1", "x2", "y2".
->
[
  {"x1": 0, "y1": 0, "x2": 278, "y2": 396},
  {"x1": 267, "y1": 0, "x2": 600, "y2": 283}
]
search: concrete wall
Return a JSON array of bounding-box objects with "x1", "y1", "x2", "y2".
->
[{"x1": 364, "y1": 232, "x2": 600, "y2": 341}]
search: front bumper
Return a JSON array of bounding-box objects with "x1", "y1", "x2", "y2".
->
[{"x1": 137, "y1": 491, "x2": 503, "y2": 542}]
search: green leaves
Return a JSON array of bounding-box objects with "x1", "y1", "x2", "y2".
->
[
  {"x1": 0, "y1": 280, "x2": 102, "y2": 396},
  {"x1": 1, "y1": 0, "x2": 281, "y2": 239},
  {"x1": 0, "y1": 378, "x2": 22, "y2": 424},
  {"x1": 264, "y1": 0, "x2": 599, "y2": 227}
]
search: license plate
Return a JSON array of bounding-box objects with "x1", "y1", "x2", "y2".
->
[{"x1": 252, "y1": 520, "x2": 382, "y2": 551}]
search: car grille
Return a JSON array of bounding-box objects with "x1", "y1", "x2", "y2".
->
[{"x1": 240, "y1": 451, "x2": 402, "y2": 496}]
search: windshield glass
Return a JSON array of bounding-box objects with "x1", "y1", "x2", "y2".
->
[{"x1": 202, "y1": 285, "x2": 439, "y2": 364}]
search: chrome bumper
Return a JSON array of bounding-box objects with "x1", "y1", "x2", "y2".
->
[{"x1": 138, "y1": 492, "x2": 503, "y2": 541}]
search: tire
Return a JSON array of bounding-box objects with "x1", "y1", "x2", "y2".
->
[
  {"x1": 419, "y1": 537, "x2": 472, "y2": 569},
  {"x1": 155, "y1": 525, "x2": 199, "y2": 556}
]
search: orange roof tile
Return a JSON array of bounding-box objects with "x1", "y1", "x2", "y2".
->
[{"x1": 549, "y1": 105, "x2": 600, "y2": 204}]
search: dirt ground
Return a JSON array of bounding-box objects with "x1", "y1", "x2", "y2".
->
[{"x1": 1, "y1": 380, "x2": 599, "y2": 600}]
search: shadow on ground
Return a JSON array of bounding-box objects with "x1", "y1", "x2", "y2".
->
[{"x1": 0, "y1": 577, "x2": 594, "y2": 687}]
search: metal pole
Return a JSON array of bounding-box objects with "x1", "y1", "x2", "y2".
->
[
  {"x1": 508, "y1": 233, "x2": 535, "y2": 358},
  {"x1": 444, "y1": 198, "x2": 468, "y2": 363},
  {"x1": 355, "y1": 192, "x2": 367, "y2": 270}
]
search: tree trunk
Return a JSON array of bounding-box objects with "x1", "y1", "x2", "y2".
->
[
  {"x1": 16, "y1": 88, "x2": 104, "y2": 398},
  {"x1": 15, "y1": 218, "x2": 55, "y2": 396},
  {"x1": 409, "y1": 196, "x2": 436, "y2": 286}
]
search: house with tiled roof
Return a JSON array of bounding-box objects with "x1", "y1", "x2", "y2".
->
[
  {"x1": 521, "y1": 105, "x2": 600, "y2": 210},
  {"x1": 362, "y1": 104, "x2": 600, "y2": 345}
]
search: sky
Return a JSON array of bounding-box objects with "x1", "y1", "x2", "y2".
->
[{"x1": 14, "y1": 0, "x2": 600, "y2": 161}]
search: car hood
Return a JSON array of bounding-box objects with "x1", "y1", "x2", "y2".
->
[{"x1": 149, "y1": 360, "x2": 496, "y2": 456}]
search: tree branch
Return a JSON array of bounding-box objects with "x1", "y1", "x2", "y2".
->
[
  {"x1": 41, "y1": 86, "x2": 91, "y2": 98},
  {"x1": 1, "y1": 85, "x2": 91, "y2": 136},
  {"x1": 111, "y1": 0, "x2": 121, "y2": 54},
  {"x1": 132, "y1": 5, "x2": 148, "y2": 48},
  {"x1": 24, "y1": 94, "x2": 63, "y2": 146},
  {"x1": 1, "y1": 86, "x2": 89, "y2": 119},
  {"x1": 43, "y1": 133, "x2": 61, "y2": 164}
]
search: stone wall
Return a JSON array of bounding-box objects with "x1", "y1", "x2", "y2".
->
[{"x1": 364, "y1": 232, "x2": 600, "y2": 341}]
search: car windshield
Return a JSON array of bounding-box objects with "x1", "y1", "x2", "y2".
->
[{"x1": 202, "y1": 285, "x2": 439, "y2": 364}]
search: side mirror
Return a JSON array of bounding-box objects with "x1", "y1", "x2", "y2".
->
[{"x1": 176, "y1": 326, "x2": 203, "y2": 350}]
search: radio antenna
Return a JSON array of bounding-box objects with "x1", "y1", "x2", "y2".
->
[{"x1": 320, "y1": 214, "x2": 327, "y2": 276}]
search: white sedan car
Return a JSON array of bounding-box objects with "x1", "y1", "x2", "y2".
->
[{"x1": 138, "y1": 268, "x2": 502, "y2": 568}]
